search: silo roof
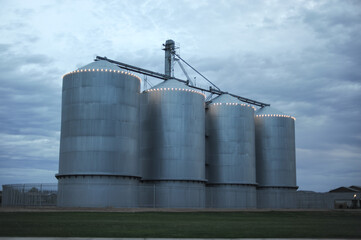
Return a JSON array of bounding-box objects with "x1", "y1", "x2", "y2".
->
[
  {"x1": 208, "y1": 94, "x2": 255, "y2": 110},
  {"x1": 256, "y1": 106, "x2": 295, "y2": 120},
  {"x1": 145, "y1": 79, "x2": 205, "y2": 98},
  {"x1": 150, "y1": 79, "x2": 193, "y2": 90},
  {"x1": 63, "y1": 60, "x2": 142, "y2": 83},
  {"x1": 78, "y1": 60, "x2": 121, "y2": 71},
  {"x1": 210, "y1": 94, "x2": 242, "y2": 104},
  {"x1": 256, "y1": 106, "x2": 285, "y2": 115}
]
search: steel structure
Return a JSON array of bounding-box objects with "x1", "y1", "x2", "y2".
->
[
  {"x1": 163, "y1": 39, "x2": 175, "y2": 78},
  {"x1": 206, "y1": 94, "x2": 257, "y2": 208},
  {"x1": 254, "y1": 106, "x2": 298, "y2": 208},
  {"x1": 95, "y1": 47, "x2": 270, "y2": 107},
  {"x1": 140, "y1": 79, "x2": 206, "y2": 208},
  {"x1": 56, "y1": 60, "x2": 141, "y2": 207},
  {"x1": 52, "y1": 39, "x2": 298, "y2": 209}
]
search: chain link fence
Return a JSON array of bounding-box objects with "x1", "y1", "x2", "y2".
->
[
  {"x1": 2, "y1": 184, "x2": 57, "y2": 207},
  {"x1": 4, "y1": 183, "x2": 356, "y2": 209},
  {"x1": 3, "y1": 183, "x2": 252, "y2": 208}
]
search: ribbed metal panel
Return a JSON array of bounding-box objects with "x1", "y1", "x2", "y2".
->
[
  {"x1": 255, "y1": 106, "x2": 297, "y2": 209},
  {"x1": 140, "y1": 79, "x2": 206, "y2": 207},
  {"x1": 257, "y1": 187, "x2": 297, "y2": 209},
  {"x1": 141, "y1": 79, "x2": 205, "y2": 181},
  {"x1": 57, "y1": 60, "x2": 141, "y2": 207},
  {"x1": 57, "y1": 176, "x2": 138, "y2": 207},
  {"x1": 255, "y1": 107, "x2": 297, "y2": 188},
  {"x1": 139, "y1": 181, "x2": 205, "y2": 208},
  {"x1": 206, "y1": 184, "x2": 257, "y2": 208},
  {"x1": 205, "y1": 94, "x2": 257, "y2": 208},
  {"x1": 206, "y1": 94, "x2": 256, "y2": 185}
]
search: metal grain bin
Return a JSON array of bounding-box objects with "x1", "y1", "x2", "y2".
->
[
  {"x1": 205, "y1": 94, "x2": 257, "y2": 208},
  {"x1": 140, "y1": 79, "x2": 206, "y2": 207},
  {"x1": 255, "y1": 106, "x2": 297, "y2": 208},
  {"x1": 57, "y1": 60, "x2": 141, "y2": 207}
]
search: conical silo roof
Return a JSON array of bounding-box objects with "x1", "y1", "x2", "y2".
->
[
  {"x1": 63, "y1": 59, "x2": 141, "y2": 82},
  {"x1": 209, "y1": 93, "x2": 255, "y2": 110},
  {"x1": 256, "y1": 106, "x2": 295, "y2": 119},
  {"x1": 150, "y1": 79, "x2": 194, "y2": 90},
  {"x1": 256, "y1": 106, "x2": 285, "y2": 115},
  {"x1": 146, "y1": 79, "x2": 205, "y2": 98},
  {"x1": 78, "y1": 60, "x2": 121, "y2": 71},
  {"x1": 210, "y1": 94, "x2": 242, "y2": 104}
]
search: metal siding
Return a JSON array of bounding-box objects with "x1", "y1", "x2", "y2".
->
[
  {"x1": 140, "y1": 80, "x2": 205, "y2": 208},
  {"x1": 141, "y1": 88, "x2": 205, "y2": 181},
  {"x1": 57, "y1": 66, "x2": 140, "y2": 207},
  {"x1": 206, "y1": 185, "x2": 257, "y2": 208},
  {"x1": 59, "y1": 71, "x2": 140, "y2": 177},
  {"x1": 143, "y1": 181, "x2": 206, "y2": 208},
  {"x1": 57, "y1": 176, "x2": 138, "y2": 207},
  {"x1": 257, "y1": 187, "x2": 297, "y2": 208},
  {"x1": 206, "y1": 103, "x2": 256, "y2": 184},
  {"x1": 255, "y1": 116, "x2": 296, "y2": 187}
]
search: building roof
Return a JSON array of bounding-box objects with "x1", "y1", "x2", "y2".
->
[
  {"x1": 349, "y1": 186, "x2": 361, "y2": 191},
  {"x1": 329, "y1": 186, "x2": 360, "y2": 193}
]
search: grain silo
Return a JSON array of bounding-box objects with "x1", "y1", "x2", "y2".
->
[
  {"x1": 255, "y1": 106, "x2": 298, "y2": 208},
  {"x1": 205, "y1": 94, "x2": 257, "y2": 208},
  {"x1": 52, "y1": 39, "x2": 297, "y2": 209},
  {"x1": 56, "y1": 60, "x2": 141, "y2": 207},
  {"x1": 140, "y1": 79, "x2": 206, "y2": 208}
]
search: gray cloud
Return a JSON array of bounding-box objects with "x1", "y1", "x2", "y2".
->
[{"x1": 0, "y1": 38, "x2": 61, "y2": 185}]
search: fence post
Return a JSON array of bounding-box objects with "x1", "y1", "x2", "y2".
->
[
  {"x1": 22, "y1": 184, "x2": 25, "y2": 207},
  {"x1": 40, "y1": 184, "x2": 42, "y2": 207}
]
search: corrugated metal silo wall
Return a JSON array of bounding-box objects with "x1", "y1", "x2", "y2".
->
[
  {"x1": 205, "y1": 103, "x2": 257, "y2": 208},
  {"x1": 255, "y1": 116, "x2": 297, "y2": 208},
  {"x1": 57, "y1": 69, "x2": 140, "y2": 207},
  {"x1": 140, "y1": 87, "x2": 206, "y2": 208}
]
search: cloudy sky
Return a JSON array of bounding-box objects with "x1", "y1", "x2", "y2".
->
[{"x1": 0, "y1": 0, "x2": 360, "y2": 192}]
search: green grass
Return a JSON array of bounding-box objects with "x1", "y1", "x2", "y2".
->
[{"x1": 1, "y1": 211, "x2": 361, "y2": 238}]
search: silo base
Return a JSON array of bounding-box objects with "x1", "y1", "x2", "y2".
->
[
  {"x1": 257, "y1": 186, "x2": 297, "y2": 209},
  {"x1": 139, "y1": 180, "x2": 205, "y2": 208},
  {"x1": 57, "y1": 175, "x2": 139, "y2": 208},
  {"x1": 206, "y1": 184, "x2": 257, "y2": 208}
]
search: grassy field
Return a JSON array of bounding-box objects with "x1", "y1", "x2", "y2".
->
[{"x1": 1, "y1": 210, "x2": 361, "y2": 238}]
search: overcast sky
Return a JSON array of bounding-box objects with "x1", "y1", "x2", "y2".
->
[{"x1": 0, "y1": 0, "x2": 360, "y2": 192}]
